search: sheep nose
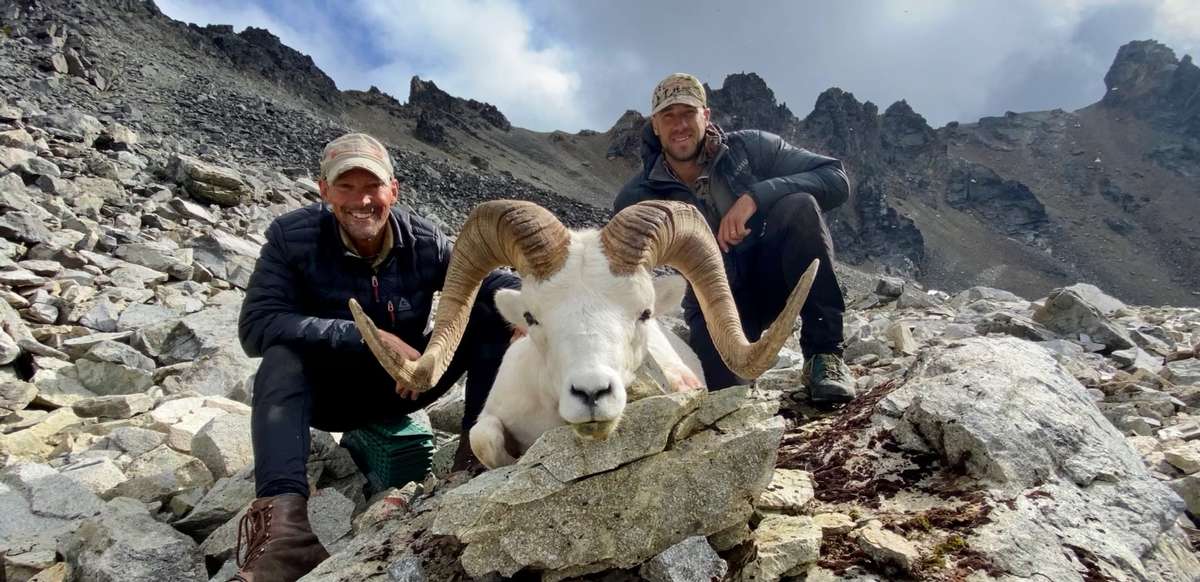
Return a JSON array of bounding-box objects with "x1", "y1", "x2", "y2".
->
[{"x1": 569, "y1": 383, "x2": 613, "y2": 407}]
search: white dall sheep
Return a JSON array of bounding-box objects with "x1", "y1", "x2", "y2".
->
[{"x1": 349, "y1": 200, "x2": 817, "y2": 469}]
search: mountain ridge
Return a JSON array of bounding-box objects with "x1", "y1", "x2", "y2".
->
[{"x1": 1, "y1": 0, "x2": 1196, "y2": 305}]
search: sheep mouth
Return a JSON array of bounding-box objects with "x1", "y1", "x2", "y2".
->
[{"x1": 571, "y1": 419, "x2": 619, "y2": 440}]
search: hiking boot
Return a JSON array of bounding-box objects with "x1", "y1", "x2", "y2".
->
[
  {"x1": 803, "y1": 353, "x2": 856, "y2": 406},
  {"x1": 229, "y1": 493, "x2": 329, "y2": 582}
]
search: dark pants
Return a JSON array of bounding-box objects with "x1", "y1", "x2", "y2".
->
[
  {"x1": 251, "y1": 305, "x2": 511, "y2": 499},
  {"x1": 685, "y1": 191, "x2": 845, "y2": 389}
]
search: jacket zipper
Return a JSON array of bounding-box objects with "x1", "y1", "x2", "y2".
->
[
  {"x1": 387, "y1": 300, "x2": 396, "y2": 327},
  {"x1": 371, "y1": 275, "x2": 381, "y2": 303}
]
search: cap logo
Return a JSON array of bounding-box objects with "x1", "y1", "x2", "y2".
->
[
  {"x1": 319, "y1": 133, "x2": 394, "y2": 181},
  {"x1": 651, "y1": 73, "x2": 706, "y2": 114}
]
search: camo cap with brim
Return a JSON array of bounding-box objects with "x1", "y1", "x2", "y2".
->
[
  {"x1": 651, "y1": 73, "x2": 706, "y2": 115},
  {"x1": 319, "y1": 132, "x2": 394, "y2": 184}
]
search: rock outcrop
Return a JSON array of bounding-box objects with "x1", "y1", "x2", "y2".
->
[{"x1": 1102, "y1": 40, "x2": 1200, "y2": 139}]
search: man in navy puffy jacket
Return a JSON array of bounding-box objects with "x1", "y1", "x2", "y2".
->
[{"x1": 232, "y1": 132, "x2": 516, "y2": 582}]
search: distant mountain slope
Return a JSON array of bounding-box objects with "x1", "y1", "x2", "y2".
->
[
  {"x1": 680, "y1": 45, "x2": 1200, "y2": 306},
  {"x1": 0, "y1": 0, "x2": 636, "y2": 212}
]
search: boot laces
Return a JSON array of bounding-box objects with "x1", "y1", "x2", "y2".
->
[
  {"x1": 236, "y1": 503, "x2": 272, "y2": 568},
  {"x1": 816, "y1": 354, "x2": 850, "y2": 383}
]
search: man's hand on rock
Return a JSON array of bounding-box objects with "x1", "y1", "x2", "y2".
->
[{"x1": 718, "y1": 194, "x2": 757, "y2": 252}]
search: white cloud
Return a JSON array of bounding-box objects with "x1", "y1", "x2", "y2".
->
[
  {"x1": 1156, "y1": 0, "x2": 1200, "y2": 55},
  {"x1": 157, "y1": 0, "x2": 585, "y2": 131},
  {"x1": 155, "y1": 0, "x2": 363, "y2": 90},
  {"x1": 351, "y1": 0, "x2": 584, "y2": 131}
]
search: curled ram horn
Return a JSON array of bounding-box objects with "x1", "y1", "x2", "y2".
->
[
  {"x1": 601, "y1": 200, "x2": 817, "y2": 379},
  {"x1": 351, "y1": 200, "x2": 570, "y2": 392}
]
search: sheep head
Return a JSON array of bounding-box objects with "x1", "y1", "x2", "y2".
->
[{"x1": 493, "y1": 238, "x2": 690, "y2": 439}]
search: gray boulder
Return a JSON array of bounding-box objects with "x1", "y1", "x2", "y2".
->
[
  {"x1": 30, "y1": 110, "x2": 104, "y2": 144},
  {"x1": 109, "y1": 446, "x2": 214, "y2": 503},
  {"x1": 882, "y1": 337, "x2": 1194, "y2": 581},
  {"x1": 191, "y1": 413, "x2": 254, "y2": 479},
  {"x1": 107, "y1": 426, "x2": 167, "y2": 457},
  {"x1": 71, "y1": 393, "x2": 153, "y2": 419},
  {"x1": 72, "y1": 176, "x2": 125, "y2": 204},
  {"x1": 115, "y1": 241, "x2": 194, "y2": 280},
  {"x1": 1033, "y1": 287, "x2": 1134, "y2": 350},
  {"x1": 164, "y1": 349, "x2": 258, "y2": 403},
  {"x1": 59, "y1": 457, "x2": 127, "y2": 498},
  {"x1": 1163, "y1": 359, "x2": 1200, "y2": 385},
  {"x1": 2, "y1": 463, "x2": 105, "y2": 521},
  {"x1": 893, "y1": 337, "x2": 1150, "y2": 488},
  {"x1": 0, "y1": 464, "x2": 105, "y2": 576},
  {"x1": 1059, "y1": 283, "x2": 1128, "y2": 316},
  {"x1": 0, "y1": 330, "x2": 19, "y2": 366},
  {"x1": 427, "y1": 384, "x2": 465, "y2": 433},
  {"x1": 77, "y1": 296, "x2": 124, "y2": 332},
  {"x1": 0, "y1": 211, "x2": 54, "y2": 245},
  {"x1": 640, "y1": 536, "x2": 728, "y2": 582},
  {"x1": 0, "y1": 380, "x2": 37, "y2": 414},
  {"x1": 11, "y1": 156, "x2": 60, "y2": 181},
  {"x1": 185, "y1": 230, "x2": 260, "y2": 288},
  {"x1": 158, "y1": 302, "x2": 245, "y2": 364},
  {"x1": 168, "y1": 198, "x2": 217, "y2": 224},
  {"x1": 73, "y1": 358, "x2": 154, "y2": 396},
  {"x1": 82, "y1": 340, "x2": 155, "y2": 371},
  {"x1": 59, "y1": 498, "x2": 207, "y2": 582},
  {"x1": 430, "y1": 388, "x2": 784, "y2": 578},
  {"x1": 168, "y1": 154, "x2": 254, "y2": 207},
  {"x1": 736, "y1": 514, "x2": 822, "y2": 581},
  {"x1": 117, "y1": 303, "x2": 182, "y2": 332},
  {"x1": 949, "y1": 286, "x2": 1027, "y2": 309},
  {"x1": 308, "y1": 488, "x2": 355, "y2": 549},
  {"x1": 173, "y1": 468, "x2": 255, "y2": 539}
]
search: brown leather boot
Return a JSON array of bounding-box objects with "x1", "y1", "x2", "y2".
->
[{"x1": 229, "y1": 494, "x2": 329, "y2": 582}]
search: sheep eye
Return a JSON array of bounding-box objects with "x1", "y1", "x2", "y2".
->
[
  {"x1": 523, "y1": 312, "x2": 539, "y2": 326},
  {"x1": 638, "y1": 309, "x2": 652, "y2": 322}
]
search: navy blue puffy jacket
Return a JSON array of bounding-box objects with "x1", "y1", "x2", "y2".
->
[{"x1": 238, "y1": 203, "x2": 517, "y2": 358}]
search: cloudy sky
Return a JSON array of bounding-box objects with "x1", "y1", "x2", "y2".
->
[{"x1": 157, "y1": 0, "x2": 1199, "y2": 133}]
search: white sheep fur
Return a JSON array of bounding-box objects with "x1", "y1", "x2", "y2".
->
[{"x1": 469, "y1": 229, "x2": 704, "y2": 468}]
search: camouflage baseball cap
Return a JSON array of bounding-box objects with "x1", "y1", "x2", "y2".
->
[
  {"x1": 319, "y1": 132, "x2": 394, "y2": 184},
  {"x1": 651, "y1": 73, "x2": 706, "y2": 115}
]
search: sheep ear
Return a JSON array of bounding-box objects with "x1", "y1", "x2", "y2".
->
[
  {"x1": 652, "y1": 275, "x2": 687, "y2": 317},
  {"x1": 494, "y1": 288, "x2": 528, "y2": 331}
]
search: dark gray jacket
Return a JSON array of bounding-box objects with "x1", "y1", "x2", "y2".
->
[
  {"x1": 238, "y1": 203, "x2": 517, "y2": 358},
  {"x1": 614, "y1": 125, "x2": 850, "y2": 224}
]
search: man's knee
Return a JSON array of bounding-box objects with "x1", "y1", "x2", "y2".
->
[
  {"x1": 253, "y1": 344, "x2": 308, "y2": 405},
  {"x1": 769, "y1": 192, "x2": 822, "y2": 228}
]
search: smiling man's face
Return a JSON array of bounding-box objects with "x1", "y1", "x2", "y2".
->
[
  {"x1": 319, "y1": 167, "x2": 398, "y2": 255},
  {"x1": 651, "y1": 103, "x2": 710, "y2": 164}
]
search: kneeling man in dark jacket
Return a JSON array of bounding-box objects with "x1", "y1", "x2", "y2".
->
[
  {"x1": 615, "y1": 73, "x2": 855, "y2": 404},
  {"x1": 232, "y1": 132, "x2": 517, "y2": 581}
]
